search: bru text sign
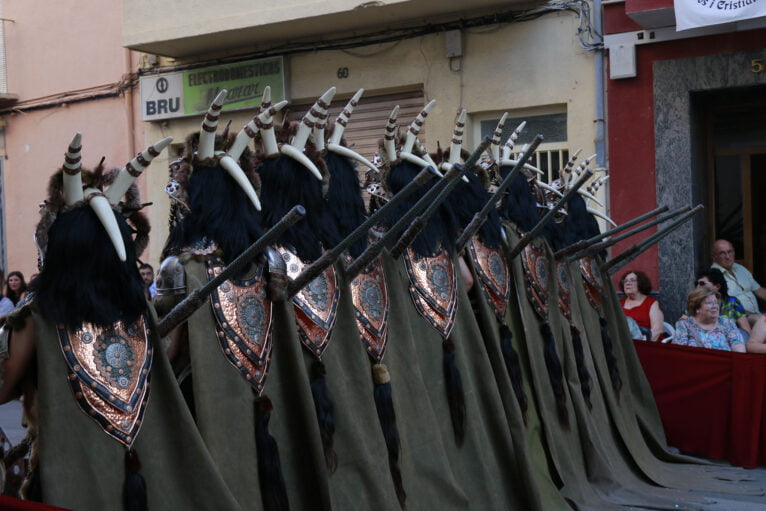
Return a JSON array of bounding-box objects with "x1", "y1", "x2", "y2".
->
[{"x1": 140, "y1": 56, "x2": 286, "y2": 121}]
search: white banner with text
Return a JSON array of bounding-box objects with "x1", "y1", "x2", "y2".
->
[{"x1": 675, "y1": 0, "x2": 766, "y2": 31}]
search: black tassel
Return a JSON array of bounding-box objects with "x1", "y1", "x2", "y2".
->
[
  {"x1": 498, "y1": 323, "x2": 528, "y2": 423},
  {"x1": 254, "y1": 396, "x2": 290, "y2": 511},
  {"x1": 599, "y1": 317, "x2": 623, "y2": 395},
  {"x1": 373, "y1": 363, "x2": 406, "y2": 509},
  {"x1": 123, "y1": 449, "x2": 148, "y2": 511},
  {"x1": 539, "y1": 323, "x2": 569, "y2": 427},
  {"x1": 442, "y1": 338, "x2": 466, "y2": 446},
  {"x1": 310, "y1": 360, "x2": 337, "y2": 473},
  {"x1": 569, "y1": 325, "x2": 593, "y2": 410}
]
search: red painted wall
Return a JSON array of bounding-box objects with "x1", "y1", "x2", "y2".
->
[{"x1": 605, "y1": 3, "x2": 766, "y2": 289}]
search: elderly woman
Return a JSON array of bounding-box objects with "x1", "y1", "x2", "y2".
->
[
  {"x1": 674, "y1": 287, "x2": 745, "y2": 352},
  {"x1": 620, "y1": 269, "x2": 664, "y2": 341}
]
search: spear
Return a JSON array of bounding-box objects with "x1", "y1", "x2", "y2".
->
[
  {"x1": 600, "y1": 205, "x2": 703, "y2": 274},
  {"x1": 505, "y1": 168, "x2": 594, "y2": 260},
  {"x1": 342, "y1": 137, "x2": 493, "y2": 281},
  {"x1": 454, "y1": 135, "x2": 544, "y2": 254},
  {"x1": 157, "y1": 205, "x2": 306, "y2": 338},
  {"x1": 564, "y1": 205, "x2": 690, "y2": 262},
  {"x1": 553, "y1": 205, "x2": 669, "y2": 260},
  {"x1": 284, "y1": 166, "x2": 441, "y2": 296}
]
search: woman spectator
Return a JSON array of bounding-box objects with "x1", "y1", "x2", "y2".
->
[
  {"x1": 5, "y1": 271, "x2": 27, "y2": 306},
  {"x1": 0, "y1": 272, "x2": 14, "y2": 320},
  {"x1": 694, "y1": 268, "x2": 750, "y2": 339},
  {"x1": 674, "y1": 287, "x2": 745, "y2": 352},
  {"x1": 620, "y1": 269, "x2": 664, "y2": 342}
]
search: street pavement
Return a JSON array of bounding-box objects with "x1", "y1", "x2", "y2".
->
[{"x1": 1, "y1": 399, "x2": 766, "y2": 508}]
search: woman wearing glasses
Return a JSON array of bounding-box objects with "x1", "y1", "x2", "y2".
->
[
  {"x1": 619, "y1": 270, "x2": 665, "y2": 342},
  {"x1": 692, "y1": 268, "x2": 750, "y2": 340},
  {"x1": 674, "y1": 286, "x2": 745, "y2": 352}
]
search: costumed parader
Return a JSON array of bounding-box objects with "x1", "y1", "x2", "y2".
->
[
  {"x1": 0, "y1": 133, "x2": 241, "y2": 511},
  {"x1": 371, "y1": 101, "x2": 533, "y2": 510},
  {"x1": 254, "y1": 87, "x2": 403, "y2": 510},
  {"x1": 157, "y1": 88, "x2": 327, "y2": 511}
]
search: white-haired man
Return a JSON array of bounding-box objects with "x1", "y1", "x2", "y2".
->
[{"x1": 711, "y1": 239, "x2": 766, "y2": 323}]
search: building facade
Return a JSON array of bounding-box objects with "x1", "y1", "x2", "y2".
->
[{"x1": 603, "y1": 0, "x2": 766, "y2": 319}]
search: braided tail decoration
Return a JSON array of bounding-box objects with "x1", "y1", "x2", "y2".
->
[
  {"x1": 442, "y1": 338, "x2": 466, "y2": 446},
  {"x1": 372, "y1": 363, "x2": 406, "y2": 508},
  {"x1": 569, "y1": 325, "x2": 593, "y2": 409},
  {"x1": 599, "y1": 317, "x2": 623, "y2": 396},
  {"x1": 539, "y1": 323, "x2": 569, "y2": 427},
  {"x1": 254, "y1": 396, "x2": 290, "y2": 511},
  {"x1": 310, "y1": 360, "x2": 338, "y2": 473},
  {"x1": 123, "y1": 449, "x2": 148, "y2": 511},
  {"x1": 498, "y1": 323, "x2": 528, "y2": 423}
]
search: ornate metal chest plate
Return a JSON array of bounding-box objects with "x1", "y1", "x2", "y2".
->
[
  {"x1": 403, "y1": 248, "x2": 457, "y2": 339},
  {"x1": 279, "y1": 247, "x2": 340, "y2": 358},
  {"x1": 58, "y1": 315, "x2": 153, "y2": 448},
  {"x1": 207, "y1": 259, "x2": 273, "y2": 394},
  {"x1": 520, "y1": 243, "x2": 550, "y2": 320},
  {"x1": 350, "y1": 257, "x2": 390, "y2": 363},
  {"x1": 578, "y1": 256, "x2": 604, "y2": 311},
  {"x1": 467, "y1": 238, "x2": 510, "y2": 322}
]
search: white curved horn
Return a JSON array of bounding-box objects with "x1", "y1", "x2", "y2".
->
[
  {"x1": 218, "y1": 152, "x2": 261, "y2": 211},
  {"x1": 327, "y1": 143, "x2": 377, "y2": 172},
  {"x1": 577, "y1": 188, "x2": 604, "y2": 207},
  {"x1": 501, "y1": 121, "x2": 526, "y2": 162},
  {"x1": 399, "y1": 151, "x2": 440, "y2": 173},
  {"x1": 85, "y1": 188, "x2": 126, "y2": 262},
  {"x1": 536, "y1": 180, "x2": 564, "y2": 197},
  {"x1": 587, "y1": 206, "x2": 617, "y2": 227},
  {"x1": 63, "y1": 132, "x2": 84, "y2": 205},
  {"x1": 229, "y1": 117, "x2": 259, "y2": 161},
  {"x1": 401, "y1": 99, "x2": 435, "y2": 154},
  {"x1": 258, "y1": 86, "x2": 272, "y2": 114},
  {"x1": 291, "y1": 87, "x2": 336, "y2": 152},
  {"x1": 490, "y1": 113, "x2": 508, "y2": 164},
  {"x1": 280, "y1": 144, "x2": 323, "y2": 180},
  {"x1": 105, "y1": 137, "x2": 173, "y2": 204},
  {"x1": 256, "y1": 100, "x2": 289, "y2": 157},
  {"x1": 329, "y1": 88, "x2": 363, "y2": 146},
  {"x1": 449, "y1": 109, "x2": 467, "y2": 165},
  {"x1": 383, "y1": 106, "x2": 399, "y2": 162},
  {"x1": 414, "y1": 138, "x2": 438, "y2": 169},
  {"x1": 199, "y1": 90, "x2": 227, "y2": 160}
]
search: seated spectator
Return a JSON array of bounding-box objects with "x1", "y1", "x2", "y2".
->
[
  {"x1": 695, "y1": 268, "x2": 750, "y2": 340},
  {"x1": 0, "y1": 272, "x2": 14, "y2": 321},
  {"x1": 4, "y1": 271, "x2": 27, "y2": 306},
  {"x1": 710, "y1": 239, "x2": 766, "y2": 321},
  {"x1": 746, "y1": 315, "x2": 766, "y2": 353},
  {"x1": 674, "y1": 287, "x2": 745, "y2": 352},
  {"x1": 620, "y1": 269, "x2": 664, "y2": 342}
]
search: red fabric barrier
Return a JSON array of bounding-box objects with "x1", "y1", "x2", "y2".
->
[
  {"x1": 0, "y1": 496, "x2": 69, "y2": 510},
  {"x1": 634, "y1": 340, "x2": 766, "y2": 468}
]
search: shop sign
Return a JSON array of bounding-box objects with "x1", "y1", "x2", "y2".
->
[
  {"x1": 140, "y1": 56, "x2": 286, "y2": 121},
  {"x1": 675, "y1": 0, "x2": 766, "y2": 31}
]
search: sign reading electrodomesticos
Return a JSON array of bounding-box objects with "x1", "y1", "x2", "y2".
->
[
  {"x1": 675, "y1": 0, "x2": 766, "y2": 31},
  {"x1": 139, "y1": 56, "x2": 286, "y2": 121}
]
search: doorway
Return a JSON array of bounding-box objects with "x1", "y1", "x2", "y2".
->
[{"x1": 704, "y1": 86, "x2": 766, "y2": 285}]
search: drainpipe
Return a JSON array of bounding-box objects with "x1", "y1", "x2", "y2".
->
[
  {"x1": 124, "y1": 49, "x2": 136, "y2": 157},
  {"x1": 594, "y1": 0, "x2": 606, "y2": 170}
]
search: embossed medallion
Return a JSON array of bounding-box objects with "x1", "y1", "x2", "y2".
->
[
  {"x1": 403, "y1": 248, "x2": 457, "y2": 338},
  {"x1": 467, "y1": 237, "x2": 510, "y2": 322},
  {"x1": 578, "y1": 256, "x2": 603, "y2": 311},
  {"x1": 521, "y1": 243, "x2": 549, "y2": 320},
  {"x1": 58, "y1": 315, "x2": 152, "y2": 447},
  {"x1": 278, "y1": 247, "x2": 340, "y2": 358},
  {"x1": 207, "y1": 259, "x2": 273, "y2": 393},
  {"x1": 350, "y1": 257, "x2": 390, "y2": 363}
]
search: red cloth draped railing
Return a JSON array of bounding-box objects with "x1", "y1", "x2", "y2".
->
[
  {"x1": 0, "y1": 497, "x2": 70, "y2": 510},
  {"x1": 634, "y1": 340, "x2": 766, "y2": 468}
]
